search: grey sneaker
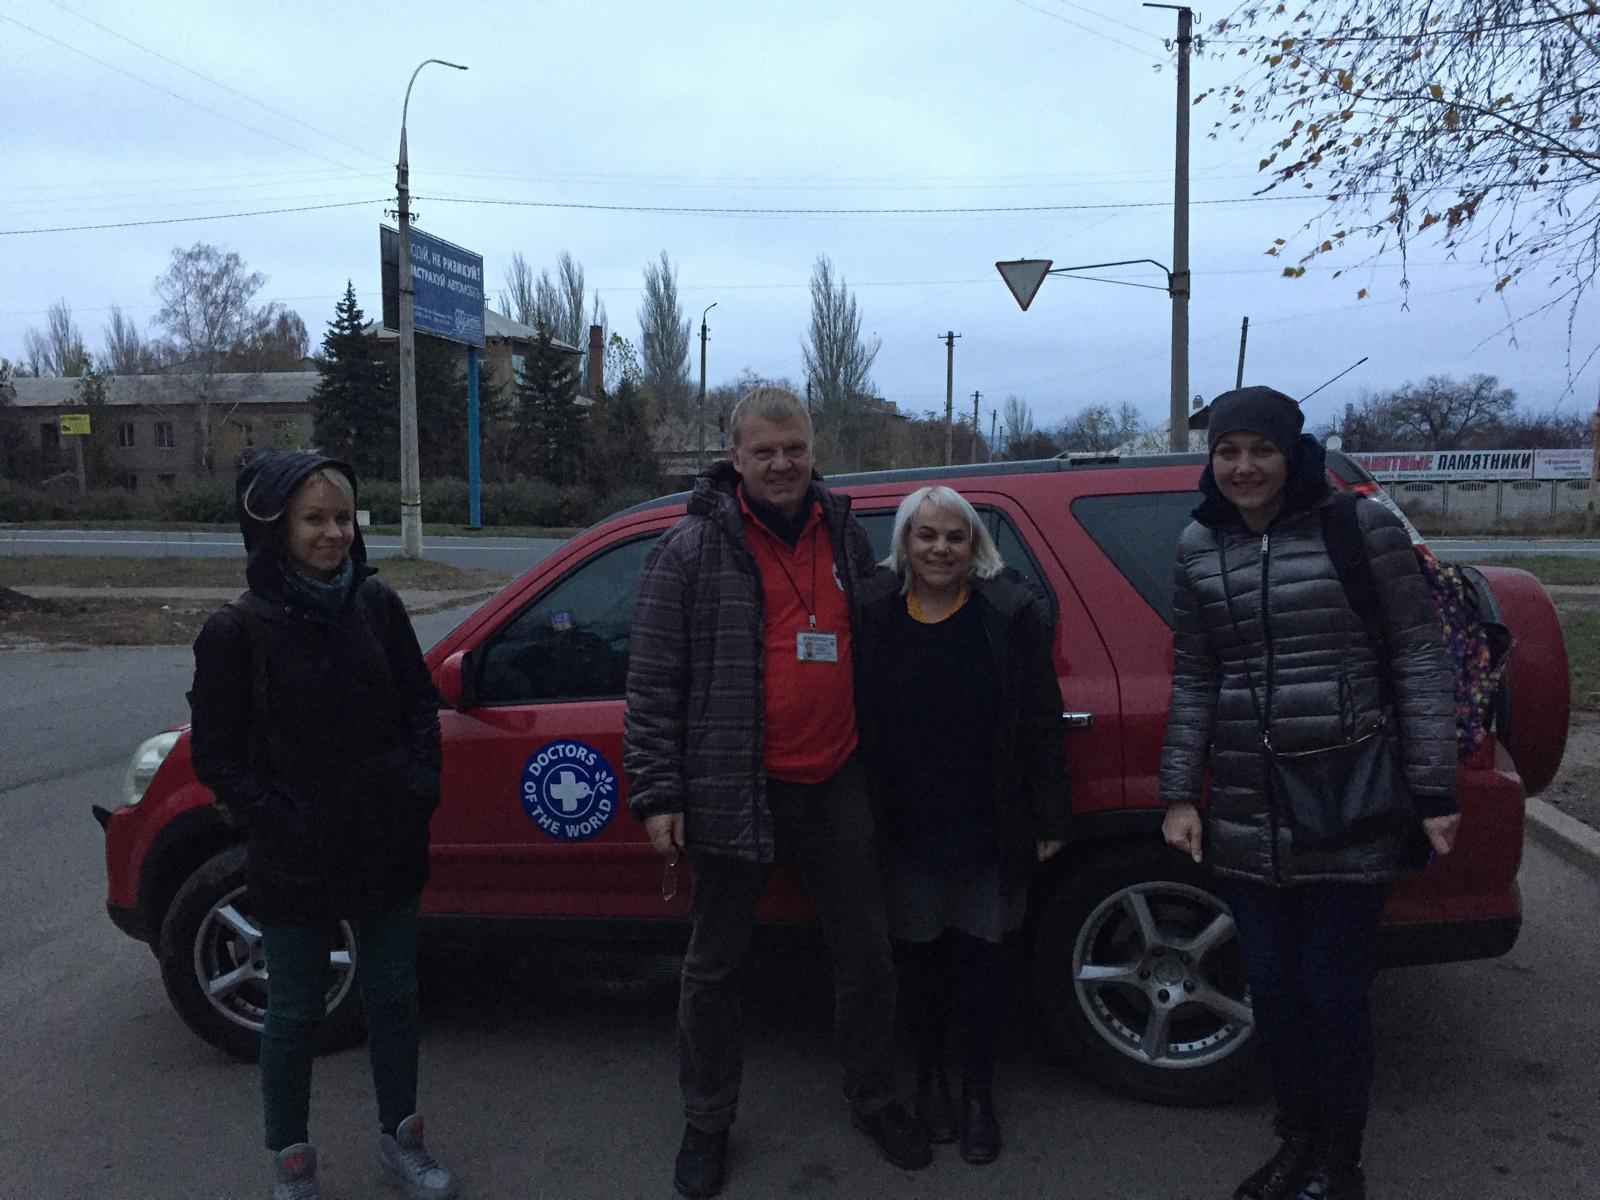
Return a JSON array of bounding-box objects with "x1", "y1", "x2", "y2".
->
[
  {"x1": 378, "y1": 1113, "x2": 456, "y2": 1199},
  {"x1": 268, "y1": 1143, "x2": 320, "y2": 1200}
]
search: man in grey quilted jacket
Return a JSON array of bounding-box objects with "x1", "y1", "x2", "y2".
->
[{"x1": 624, "y1": 386, "x2": 929, "y2": 1198}]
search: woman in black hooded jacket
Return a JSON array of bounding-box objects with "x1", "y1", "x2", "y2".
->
[
  {"x1": 1160, "y1": 388, "x2": 1457, "y2": 1200},
  {"x1": 188, "y1": 451, "x2": 454, "y2": 1200}
]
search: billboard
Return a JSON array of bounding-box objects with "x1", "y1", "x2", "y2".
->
[
  {"x1": 380, "y1": 224, "x2": 485, "y2": 347},
  {"x1": 1532, "y1": 448, "x2": 1594, "y2": 480},
  {"x1": 1351, "y1": 449, "x2": 1537, "y2": 481}
]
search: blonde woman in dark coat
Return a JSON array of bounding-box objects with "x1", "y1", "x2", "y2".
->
[{"x1": 859, "y1": 485, "x2": 1069, "y2": 1166}]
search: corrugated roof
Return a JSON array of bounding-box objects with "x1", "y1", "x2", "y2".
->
[{"x1": 9, "y1": 372, "x2": 319, "y2": 409}]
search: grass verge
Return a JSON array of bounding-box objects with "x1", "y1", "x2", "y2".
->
[
  {"x1": 1561, "y1": 611, "x2": 1600, "y2": 713},
  {"x1": 0, "y1": 555, "x2": 510, "y2": 591},
  {"x1": 1, "y1": 519, "x2": 580, "y2": 538},
  {"x1": 0, "y1": 592, "x2": 217, "y2": 647},
  {"x1": 1473, "y1": 555, "x2": 1600, "y2": 586}
]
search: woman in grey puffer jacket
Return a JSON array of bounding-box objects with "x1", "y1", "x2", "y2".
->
[{"x1": 1160, "y1": 387, "x2": 1457, "y2": 1200}]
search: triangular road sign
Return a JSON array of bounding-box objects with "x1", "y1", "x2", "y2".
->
[{"x1": 996, "y1": 258, "x2": 1053, "y2": 311}]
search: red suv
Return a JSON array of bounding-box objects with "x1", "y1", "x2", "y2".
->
[{"x1": 96, "y1": 451, "x2": 1569, "y2": 1106}]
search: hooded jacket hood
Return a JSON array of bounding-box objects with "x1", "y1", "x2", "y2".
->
[
  {"x1": 236, "y1": 450, "x2": 367, "y2": 597},
  {"x1": 1192, "y1": 433, "x2": 1331, "y2": 529}
]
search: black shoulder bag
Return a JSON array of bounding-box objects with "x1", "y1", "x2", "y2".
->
[{"x1": 1217, "y1": 528, "x2": 1411, "y2": 853}]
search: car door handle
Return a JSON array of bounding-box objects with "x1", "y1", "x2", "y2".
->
[{"x1": 1061, "y1": 712, "x2": 1095, "y2": 729}]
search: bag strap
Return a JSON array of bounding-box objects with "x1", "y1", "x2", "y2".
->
[{"x1": 1320, "y1": 492, "x2": 1384, "y2": 646}]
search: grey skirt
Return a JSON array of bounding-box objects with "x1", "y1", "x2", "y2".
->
[{"x1": 885, "y1": 847, "x2": 1027, "y2": 945}]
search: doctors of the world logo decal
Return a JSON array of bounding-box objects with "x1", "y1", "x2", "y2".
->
[{"x1": 520, "y1": 739, "x2": 617, "y2": 842}]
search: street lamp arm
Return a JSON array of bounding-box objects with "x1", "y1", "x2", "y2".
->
[{"x1": 401, "y1": 58, "x2": 469, "y2": 144}]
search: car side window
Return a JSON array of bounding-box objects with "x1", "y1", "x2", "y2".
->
[
  {"x1": 474, "y1": 535, "x2": 658, "y2": 704},
  {"x1": 1071, "y1": 491, "x2": 1201, "y2": 626}
]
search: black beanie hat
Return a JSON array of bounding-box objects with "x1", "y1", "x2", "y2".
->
[{"x1": 1205, "y1": 386, "x2": 1304, "y2": 456}]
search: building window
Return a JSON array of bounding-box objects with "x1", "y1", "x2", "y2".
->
[
  {"x1": 123, "y1": 472, "x2": 139, "y2": 492},
  {"x1": 154, "y1": 421, "x2": 175, "y2": 449},
  {"x1": 157, "y1": 473, "x2": 177, "y2": 487},
  {"x1": 241, "y1": 421, "x2": 255, "y2": 447},
  {"x1": 40, "y1": 422, "x2": 60, "y2": 452},
  {"x1": 118, "y1": 422, "x2": 136, "y2": 448}
]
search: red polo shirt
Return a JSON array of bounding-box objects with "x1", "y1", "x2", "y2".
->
[{"x1": 740, "y1": 492, "x2": 857, "y2": 783}]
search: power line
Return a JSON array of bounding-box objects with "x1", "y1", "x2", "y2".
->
[
  {"x1": 43, "y1": 0, "x2": 388, "y2": 164},
  {"x1": 0, "y1": 13, "x2": 365, "y2": 172},
  {"x1": 0, "y1": 199, "x2": 384, "y2": 237},
  {"x1": 413, "y1": 191, "x2": 1304, "y2": 216},
  {"x1": 1049, "y1": 0, "x2": 1165, "y2": 42},
  {"x1": 0, "y1": 187, "x2": 385, "y2": 220},
  {"x1": 1011, "y1": 0, "x2": 1166, "y2": 62}
]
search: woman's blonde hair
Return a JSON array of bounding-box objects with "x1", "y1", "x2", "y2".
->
[
  {"x1": 881, "y1": 485, "x2": 1004, "y2": 593},
  {"x1": 242, "y1": 465, "x2": 354, "y2": 523}
]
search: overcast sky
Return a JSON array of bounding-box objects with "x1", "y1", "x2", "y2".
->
[{"x1": 4, "y1": 0, "x2": 1594, "y2": 442}]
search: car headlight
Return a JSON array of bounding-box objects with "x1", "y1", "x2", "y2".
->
[{"x1": 120, "y1": 731, "x2": 180, "y2": 809}]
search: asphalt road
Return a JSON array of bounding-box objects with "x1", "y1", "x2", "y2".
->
[
  {"x1": 0, "y1": 528, "x2": 566, "y2": 576},
  {"x1": 1, "y1": 631, "x2": 1596, "y2": 1199}
]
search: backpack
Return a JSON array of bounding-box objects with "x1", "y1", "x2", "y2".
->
[{"x1": 1319, "y1": 492, "x2": 1513, "y2": 762}]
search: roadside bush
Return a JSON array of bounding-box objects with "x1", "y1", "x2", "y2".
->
[
  {"x1": 0, "y1": 475, "x2": 649, "y2": 529},
  {"x1": 162, "y1": 479, "x2": 237, "y2": 523},
  {"x1": 593, "y1": 483, "x2": 668, "y2": 523},
  {"x1": 359, "y1": 480, "x2": 400, "y2": 524},
  {"x1": 0, "y1": 480, "x2": 52, "y2": 520}
]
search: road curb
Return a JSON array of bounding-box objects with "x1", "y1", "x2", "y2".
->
[{"x1": 1525, "y1": 797, "x2": 1600, "y2": 876}]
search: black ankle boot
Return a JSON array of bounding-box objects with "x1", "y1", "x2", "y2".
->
[
  {"x1": 915, "y1": 1066, "x2": 957, "y2": 1145},
  {"x1": 1234, "y1": 1106, "x2": 1315, "y2": 1200},
  {"x1": 959, "y1": 1087, "x2": 1000, "y2": 1165},
  {"x1": 673, "y1": 1124, "x2": 729, "y2": 1199},
  {"x1": 1294, "y1": 1115, "x2": 1366, "y2": 1200}
]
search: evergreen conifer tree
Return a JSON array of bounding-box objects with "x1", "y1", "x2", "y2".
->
[
  {"x1": 309, "y1": 282, "x2": 394, "y2": 479},
  {"x1": 516, "y1": 332, "x2": 585, "y2": 485},
  {"x1": 588, "y1": 375, "x2": 661, "y2": 498}
]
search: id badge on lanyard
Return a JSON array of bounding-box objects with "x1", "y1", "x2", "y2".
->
[{"x1": 796, "y1": 630, "x2": 839, "y2": 663}]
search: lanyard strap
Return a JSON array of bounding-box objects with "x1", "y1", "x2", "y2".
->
[{"x1": 766, "y1": 522, "x2": 821, "y2": 630}]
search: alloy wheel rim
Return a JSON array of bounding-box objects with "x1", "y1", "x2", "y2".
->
[
  {"x1": 192, "y1": 884, "x2": 357, "y2": 1032},
  {"x1": 1071, "y1": 880, "x2": 1254, "y2": 1070}
]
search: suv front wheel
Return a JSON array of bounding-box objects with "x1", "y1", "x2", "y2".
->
[
  {"x1": 1033, "y1": 843, "x2": 1260, "y2": 1106},
  {"x1": 156, "y1": 845, "x2": 364, "y2": 1061}
]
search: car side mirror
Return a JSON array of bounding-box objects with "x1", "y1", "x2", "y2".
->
[{"x1": 435, "y1": 650, "x2": 474, "y2": 710}]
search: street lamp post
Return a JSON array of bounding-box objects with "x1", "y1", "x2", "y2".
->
[
  {"x1": 396, "y1": 58, "x2": 467, "y2": 560},
  {"x1": 697, "y1": 302, "x2": 717, "y2": 471}
]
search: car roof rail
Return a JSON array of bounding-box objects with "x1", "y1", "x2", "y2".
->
[{"x1": 610, "y1": 451, "x2": 1216, "y2": 519}]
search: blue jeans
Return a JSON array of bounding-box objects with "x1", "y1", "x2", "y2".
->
[
  {"x1": 1220, "y1": 879, "x2": 1387, "y2": 1122},
  {"x1": 259, "y1": 899, "x2": 421, "y2": 1151},
  {"x1": 677, "y1": 758, "x2": 898, "y2": 1131}
]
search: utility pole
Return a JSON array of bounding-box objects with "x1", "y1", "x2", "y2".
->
[
  {"x1": 396, "y1": 126, "x2": 420, "y2": 557},
  {"x1": 1588, "y1": 383, "x2": 1600, "y2": 534},
  {"x1": 698, "y1": 302, "x2": 717, "y2": 472},
  {"x1": 939, "y1": 331, "x2": 961, "y2": 465},
  {"x1": 989, "y1": 410, "x2": 998, "y2": 462},
  {"x1": 1235, "y1": 315, "x2": 1250, "y2": 389},
  {"x1": 971, "y1": 390, "x2": 982, "y2": 462},
  {"x1": 1147, "y1": 3, "x2": 1192, "y2": 451},
  {"x1": 395, "y1": 58, "x2": 467, "y2": 559}
]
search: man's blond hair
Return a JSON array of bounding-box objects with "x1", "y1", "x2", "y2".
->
[{"x1": 727, "y1": 386, "x2": 813, "y2": 447}]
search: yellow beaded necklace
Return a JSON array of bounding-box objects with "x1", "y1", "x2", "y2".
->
[{"x1": 906, "y1": 583, "x2": 969, "y2": 624}]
